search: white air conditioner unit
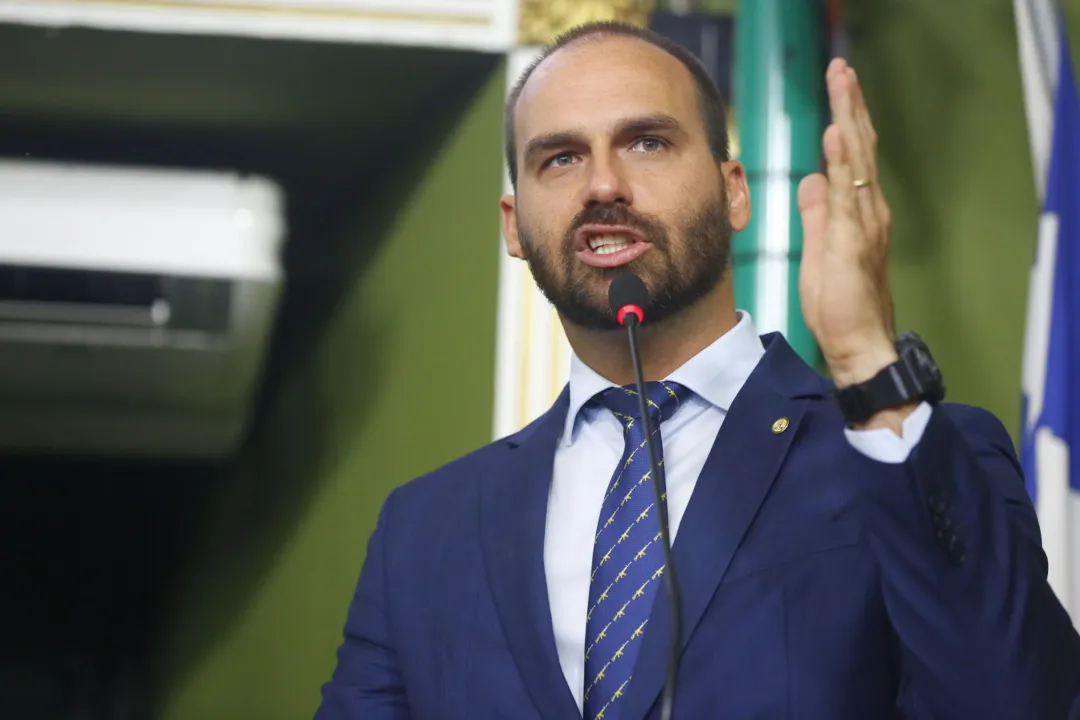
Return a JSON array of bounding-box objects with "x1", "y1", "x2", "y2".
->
[{"x1": 0, "y1": 159, "x2": 285, "y2": 459}]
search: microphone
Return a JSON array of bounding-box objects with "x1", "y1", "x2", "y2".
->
[{"x1": 608, "y1": 272, "x2": 680, "y2": 720}]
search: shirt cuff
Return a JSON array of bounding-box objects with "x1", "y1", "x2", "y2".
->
[{"x1": 843, "y1": 401, "x2": 934, "y2": 464}]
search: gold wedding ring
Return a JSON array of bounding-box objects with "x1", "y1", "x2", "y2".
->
[{"x1": 853, "y1": 178, "x2": 873, "y2": 188}]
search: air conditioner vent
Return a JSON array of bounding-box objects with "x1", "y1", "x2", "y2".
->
[{"x1": 0, "y1": 159, "x2": 285, "y2": 459}]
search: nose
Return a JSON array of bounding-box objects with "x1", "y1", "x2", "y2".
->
[{"x1": 582, "y1": 152, "x2": 632, "y2": 207}]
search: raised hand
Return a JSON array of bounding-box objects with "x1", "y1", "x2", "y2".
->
[{"x1": 797, "y1": 58, "x2": 898, "y2": 389}]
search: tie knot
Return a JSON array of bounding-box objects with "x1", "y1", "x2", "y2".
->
[{"x1": 598, "y1": 381, "x2": 689, "y2": 428}]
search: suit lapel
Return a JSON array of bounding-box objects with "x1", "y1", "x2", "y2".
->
[
  {"x1": 479, "y1": 388, "x2": 580, "y2": 720},
  {"x1": 620, "y1": 334, "x2": 828, "y2": 720}
]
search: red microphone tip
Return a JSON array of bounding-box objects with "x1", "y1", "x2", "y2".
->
[{"x1": 617, "y1": 304, "x2": 644, "y2": 326}]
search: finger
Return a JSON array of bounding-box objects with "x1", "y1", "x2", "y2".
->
[
  {"x1": 829, "y1": 67, "x2": 880, "y2": 237},
  {"x1": 848, "y1": 69, "x2": 893, "y2": 238},
  {"x1": 826, "y1": 56, "x2": 848, "y2": 82},
  {"x1": 848, "y1": 68, "x2": 878, "y2": 174},
  {"x1": 822, "y1": 123, "x2": 858, "y2": 234},
  {"x1": 799, "y1": 173, "x2": 829, "y2": 302},
  {"x1": 797, "y1": 172, "x2": 829, "y2": 242}
]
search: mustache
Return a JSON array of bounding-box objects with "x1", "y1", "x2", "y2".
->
[{"x1": 565, "y1": 204, "x2": 667, "y2": 248}]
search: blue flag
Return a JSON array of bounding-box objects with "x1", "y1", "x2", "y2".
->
[{"x1": 1018, "y1": 1, "x2": 1080, "y2": 619}]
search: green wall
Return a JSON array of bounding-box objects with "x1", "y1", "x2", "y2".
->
[
  {"x1": 845, "y1": 0, "x2": 1080, "y2": 438},
  {"x1": 155, "y1": 64, "x2": 506, "y2": 718}
]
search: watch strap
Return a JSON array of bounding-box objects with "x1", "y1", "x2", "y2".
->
[
  {"x1": 834, "y1": 364, "x2": 913, "y2": 426},
  {"x1": 833, "y1": 338, "x2": 944, "y2": 426}
]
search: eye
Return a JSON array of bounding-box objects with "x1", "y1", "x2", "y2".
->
[
  {"x1": 543, "y1": 152, "x2": 579, "y2": 169},
  {"x1": 631, "y1": 137, "x2": 669, "y2": 154}
]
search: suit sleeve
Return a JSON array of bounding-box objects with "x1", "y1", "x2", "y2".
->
[
  {"x1": 314, "y1": 490, "x2": 411, "y2": 720},
  {"x1": 853, "y1": 404, "x2": 1080, "y2": 718}
]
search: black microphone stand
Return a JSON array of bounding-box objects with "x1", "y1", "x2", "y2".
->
[{"x1": 620, "y1": 310, "x2": 680, "y2": 720}]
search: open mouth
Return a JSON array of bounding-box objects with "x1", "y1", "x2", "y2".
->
[
  {"x1": 588, "y1": 234, "x2": 638, "y2": 255},
  {"x1": 575, "y1": 225, "x2": 652, "y2": 268}
]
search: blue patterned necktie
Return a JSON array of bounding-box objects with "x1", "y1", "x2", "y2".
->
[{"x1": 583, "y1": 381, "x2": 690, "y2": 720}]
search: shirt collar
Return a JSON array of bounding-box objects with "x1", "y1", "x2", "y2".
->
[{"x1": 563, "y1": 310, "x2": 766, "y2": 445}]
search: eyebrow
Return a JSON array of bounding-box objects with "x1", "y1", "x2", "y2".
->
[{"x1": 521, "y1": 113, "x2": 686, "y2": 167}]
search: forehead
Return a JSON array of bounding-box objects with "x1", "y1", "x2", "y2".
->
[{"x1": 514, "y1": 36, "x2": 701, "y2": 143}]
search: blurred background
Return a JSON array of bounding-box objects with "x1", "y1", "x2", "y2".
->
[{"x1": 0, "y1": 0, "x2": 1073, "y2": 717}]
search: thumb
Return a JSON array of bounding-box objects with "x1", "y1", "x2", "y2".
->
[
  {"x1": 798, "y1": 172, "x2": 829, "y2": 268},
  {"x1": 798, "y1": 172, "x2": 829, "y2": 241}
]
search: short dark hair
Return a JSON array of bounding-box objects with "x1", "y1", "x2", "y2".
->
[{"x1": 503, "y1": 21, "x2": 730, "y2": 189}]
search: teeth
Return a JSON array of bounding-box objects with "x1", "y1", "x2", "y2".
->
[{"x1": 588, "y1": 234, "x2": 634, "y2": 255}]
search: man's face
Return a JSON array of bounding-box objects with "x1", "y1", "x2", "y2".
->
[{"x1": 501, "y1": 36, "x2": 749, "y2": 331}]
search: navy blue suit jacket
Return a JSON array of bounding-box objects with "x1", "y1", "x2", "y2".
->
[{"x1": 315, "y1": 333, "x2": 1080, "y2": 719}]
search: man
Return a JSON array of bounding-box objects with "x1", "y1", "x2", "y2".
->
[{"x1": 314, "y1": 22, "x2": 1080, "y2": 720}]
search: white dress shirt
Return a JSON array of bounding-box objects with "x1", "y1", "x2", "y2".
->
[{"x1": 543, "y1": 311, "x2": 934, "y2": 713}]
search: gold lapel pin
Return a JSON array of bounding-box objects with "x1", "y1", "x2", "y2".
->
[{"x1": 772, "y1": 417, "x2": 789, "y2": 434}]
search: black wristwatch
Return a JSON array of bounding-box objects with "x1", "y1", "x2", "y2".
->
[{"x1": 833, "y1": 331, "x2": 945, "y2": 426}]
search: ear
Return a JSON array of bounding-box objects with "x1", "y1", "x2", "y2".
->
[
  {"x1": 500, "y1": 193, "x2": 524, "y2": 259},
  {"x1": 720, "y1": 160, "x2": 751, "y2": 232}
]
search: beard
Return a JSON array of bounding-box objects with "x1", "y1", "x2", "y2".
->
[{"x1": 517, "y1": 195, "x2": 732, "y2": 331}]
